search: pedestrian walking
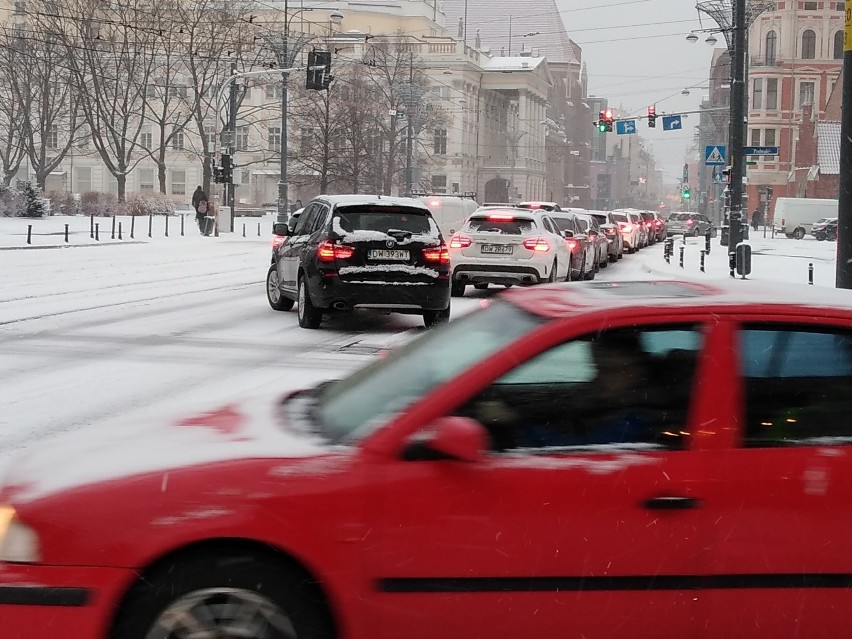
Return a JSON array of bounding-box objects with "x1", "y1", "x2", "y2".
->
[
  {"x1": 192, "y1": 185, "x2": 210, "y2": 235},
  {"x1": 751, "y1": 209, "x2": 761, "y2": 231}
]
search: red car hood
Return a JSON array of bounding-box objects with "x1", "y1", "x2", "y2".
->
[{"x1": 2, "y1": 396, "x2": 328, "y2": 504}]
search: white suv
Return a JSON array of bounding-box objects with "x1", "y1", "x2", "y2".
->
[{"x1": 448, "y1": 208, "x2": 571, "y2": 296}]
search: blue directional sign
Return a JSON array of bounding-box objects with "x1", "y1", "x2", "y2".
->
[
  {"x1": 742, "y1": 146, "x2": 779, "y2": 156},
  {"x1": 662, "y1": 114, "x2": 682, "y2": 131},
  {"x1": 615, "y1": 119, "x2": 637, "y2": 135},
  {"x1": 705, "y1": 145, "x2": 726, "y2": 166}
]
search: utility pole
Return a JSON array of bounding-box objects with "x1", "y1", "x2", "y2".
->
[
  {"x1": 837, "y1": 5, "x2": 852, "y2": 288},
  {"x1": 278, "y1": 30, "x2": 290, "y2": 222},
  {"x1": 226, "y1": 60, "x2": 238, "y2": 232},
  {"x1": 405, "y1": 51, "x2": 414, "y2": 195},
  {"x1": 727, "y1": 0, "x2": 747, "y2": 271}
]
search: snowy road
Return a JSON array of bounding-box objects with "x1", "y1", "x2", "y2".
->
[{"x1": 1, "y1": 219, "x2": 837, "y2": 478}]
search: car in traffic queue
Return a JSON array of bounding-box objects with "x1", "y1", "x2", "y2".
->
[
  {"x1": 812, "y1": 217, "x2": 838, "y2": 241},
  {"x1": 575, "y1": 213, "x2": 610, "y2": 271},
  {"x1": 6, "y1": 280, "x2": 852, "y2": 639},
  {"x1": 517, "y1": 201, "x2": 563, "y2": 213},
  {"x1": 546, "y1": 210, "x2": 597, "y2": 281},
  {"x1": 588, "y1": 210, "x2": 624, "y2": 262},
  {"x1": 650, "y1": 211, "x2": 667, "y2": 242},
  {"x1": 666, "y1": 212, "x2": 715, "y2": 238},
  {"x1": 639, "y1": 211, "x2": 658, "y2": 246},
  {"x1": 266, "y1": 195, "x2": 451, "y2": 329},
  {"x1": 448, "y1": 207, "x2": 572, "y2": 295},
  {"x1": 610, "y1": 209, "x2": 641, "y2": 253}
]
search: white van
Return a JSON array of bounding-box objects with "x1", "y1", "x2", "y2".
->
[
  {"x1": 417, "y1": 195, "x2": 480, "y2": 237},
  {"x1": 773, "y1": 197, "x2": 838, "y2": 239}
]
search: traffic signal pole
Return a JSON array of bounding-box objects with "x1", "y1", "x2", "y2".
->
[
  {"x1": 727, "y1": 0, "x2": 747, "y2": 270},
  {"x1": 837, "y1": 6, "x2": 852, "y2": 288}
]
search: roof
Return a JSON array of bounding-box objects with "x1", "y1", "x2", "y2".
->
[
  {"x1": 504, "y1": 280, "x2": 852, "y2": 319},
  {"x1": 442, "y1": 0, "x2": 580, "y2": 65},
  {"x1": 481, "y1": 56, "x2": 545, "y2": 72},
  {"x1": 817, "y1": 121, "x2": 842, "y2": 175},
  {"x1": 314, "y1": 195, "x2": 429, "y2": 210}
]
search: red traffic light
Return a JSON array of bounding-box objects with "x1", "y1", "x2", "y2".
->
[
  {"x1": 647, "y1": 105, "x2": 655, "y2": 116},
  {"x1": 604, "y1": 108, "x2": 613, "y2": 122}
]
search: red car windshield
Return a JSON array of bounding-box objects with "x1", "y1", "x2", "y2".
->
[{"x1": 316, "y1": 301, "x2": 545, "y2": 442}]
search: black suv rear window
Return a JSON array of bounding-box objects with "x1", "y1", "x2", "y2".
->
[
  {"x1": 334, "y1": 206, "x2": 433, "y2": 234},
  {"x1": 467, "y1": 216, "x2": 535, "y2": 235}
]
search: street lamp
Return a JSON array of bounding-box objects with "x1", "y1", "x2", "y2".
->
[{"x1": 266, "y1": 4, "x2": 343, "y2": 223}]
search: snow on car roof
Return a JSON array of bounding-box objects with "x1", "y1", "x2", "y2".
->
[
  {"x1": 317, "y1": 195, "x2": 430, "y2": 210},
  {"x1": 503, "y1": 280, "x2": 852, "y2": 319}
]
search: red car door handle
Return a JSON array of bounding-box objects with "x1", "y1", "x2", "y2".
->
[{"x1": 643, "y1": 496, "x2": 701, "y2": 510}]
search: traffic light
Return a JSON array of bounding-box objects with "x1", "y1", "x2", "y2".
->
[
  {"x1": 220, "y1": 153, "x2": 233, "y2": 184},
  {"x1": 603, "y1": 108, "x2": 613, "y2": 132},
  {"x1": 597, "y1": 111, "x2": 607, "y2": 132},
  {"x1": 647, "y1": 105, "x2": 656, "y2": 128},
  {"x1": 306, "y1": 50, "x2": 332, "y2": 90},
  {"x1": 682, "y1": 186, "x2": 691, "y2": 200}
]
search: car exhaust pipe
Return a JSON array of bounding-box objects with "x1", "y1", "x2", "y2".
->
[{"x1": 332, "y1": 301, "x2": 348, "y2": 310}]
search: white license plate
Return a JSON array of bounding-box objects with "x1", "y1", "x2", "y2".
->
[
  {"x1": 481, "y1": 244, "x2": 513, "y2": 255},
  {"x1": 368, "y1": 249, "x2": 409, "y2": 260}
]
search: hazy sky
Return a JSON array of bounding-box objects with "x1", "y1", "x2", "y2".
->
[{"x1": 554, "y1": 0, "x2": 720, "y2": 182}]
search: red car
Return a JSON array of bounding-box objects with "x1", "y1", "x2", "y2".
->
[{"x1": 4, "y1": 280, "x2": 852, "y2": 639}]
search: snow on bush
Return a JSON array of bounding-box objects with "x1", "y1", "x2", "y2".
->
[
  {"x1": 124, "y1": 192, "x2": 176, "y2": 217},
  {"x1": 0, "y1": 185, "x2": 25, "y2": 217},
  {"x1": 80, "y1": 192, "x2": 123, "y2": 217},
  {"x1": 48, "y1": 191, "x2": 79, "y2": 216},
  {"x1": 18, "y1": 182, "x2": 50, "y2": 218}
]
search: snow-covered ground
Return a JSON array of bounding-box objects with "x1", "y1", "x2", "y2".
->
[{"x1": 0, "y1": 215, "x2": 841, "y2": 481}]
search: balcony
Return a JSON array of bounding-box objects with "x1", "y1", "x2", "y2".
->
[{"x1": 750, "y1": 56, "x2": 783, "y2": 67}]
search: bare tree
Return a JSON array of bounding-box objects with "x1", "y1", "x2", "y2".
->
[
  {"x1": 0, "y1": 30, "x2": 27, "y2": 186},
  {"x1": 4, "y1": 23, "x2": 81, "y2": 191},
  {"x1": 37, "y1": 0, "x2": 156, "y2": 202}
]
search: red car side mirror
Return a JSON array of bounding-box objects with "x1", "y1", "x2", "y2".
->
[{"x1": 402, "y1": 417, "x2": 489, "y2": 463}]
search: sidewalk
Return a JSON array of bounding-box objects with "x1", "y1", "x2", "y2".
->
[
  {"x1": 0, "y1": 214, "x2": 274, "y2": 249},
  {"x1": 635, "y1": 232, "x2": 838, "y2": 288}
]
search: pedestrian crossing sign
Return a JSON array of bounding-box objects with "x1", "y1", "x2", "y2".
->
[{"x1": 705, "y1": 145, "x2": 726, "y2": 166}]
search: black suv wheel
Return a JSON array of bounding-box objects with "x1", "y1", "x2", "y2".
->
[{"x1": 297, "y1": 276, "x2": 322, "y2": 329}]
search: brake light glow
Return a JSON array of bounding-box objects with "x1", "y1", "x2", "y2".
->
[
  {"x1": 450, "y1": 234, "x2": 472, "y2": 248},
  {"x1": 654, "y1": 220, "x2": 663, "y2": 227},
  {"x1": 317, "y1": 239, "x2": 355, "y2": 262},
  {"x1": 686, "y1": 219, "x2": 695, "y2": 226},
  {"x1": 422, "y1": 242, "x2": 450, "y2": 264},
  {"x1": 522, "y1": 237, "x2": 550, "y2": 252},
  {"x1": 565, "y1": 238, "x2": 578, "y2": 252},
  {"x1": 487, "y1": 214, "x2": 516, "y2": 220},
  {"x1": 430, "y1": 200, "x2": 441, "y2": 207},
  {"x1": 272, "y1": 235, "x2": 286, "y2": 251},
  {"x1": 526, "y1": 204, "x2": 542, "y2": 209},
  {"x1": 619, "y1": 223, "x2": 633, "y2": 233}
]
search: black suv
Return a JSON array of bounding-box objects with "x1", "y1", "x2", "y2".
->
[{"x1": 266, "y1": 195, "x2": 451, "y2": 329}]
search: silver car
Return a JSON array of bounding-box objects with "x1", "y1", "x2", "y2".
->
[{"x1": 667, "y1": 212, "x2": 714, "y2": 237}]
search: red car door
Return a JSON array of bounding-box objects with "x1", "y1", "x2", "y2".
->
[
  {"x1": 363, "y1": 319, "x2": 716, "y2": 639},
  {"x1": 699, "y1": 315, "x2": 852, "y2": 639}
]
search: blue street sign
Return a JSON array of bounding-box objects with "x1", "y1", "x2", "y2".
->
[
  {"x1": 662, "y1": 115, "x2": 682, "y2": 131},
  {"x1": 705, "y1": 145, "x2": 726, "y2": 166},
  {"x1": 742, "y1": 146, "x2": 779, "y2": 156},
  {"x1": 615, "y1": 119, "x2": 637, "y2": 135}
]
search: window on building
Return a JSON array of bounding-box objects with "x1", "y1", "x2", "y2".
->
[
  {"x1": 138, "y1": 168, "x2": 155, "y2": 191},
  {"x1": 170, "y1": 169, "x2": 186, "y2": 196},
  {"x1": 300, "y1": 127, "x2": 313, "y2": 153},
  {"x1": 433, "y1": 128, "x2": 447, "y2": 155},
  {"x1": 76, "y1": 125, "x2": 90, "y2": 150},
  {"x1": 765, "y1": 30, "x2": 777, "y2": 64},
  {"x1": 236, "y1": 125, "x2": 250, "y2": 151},
  {"x1": 203, "y1": 121, "x2": 216, "y2": 149},
  {"x1": 834, "y1": 31, "x2": 844, "y2": 59},
  {"x1": 171, "y1": 129, "x2": 184, "y2": 151},
  {"x1": 46, "y1": 124, "x2": 58, "y2": 149},
  {"x1": 753, "y1": 78, "x2": 763, "y2": 109},
  {"x1": 766, "y1": 78, "x2": 779, "y2": 109},
  {"x1": 267, "y1": 126, "x2": 281, "y2": 152},
  {"x1": 801, "y1": 29, "x2": 816, "y2": 59},
  {"x1": 799, "y1": 81, "x2": 815, "y2": 107},
  {"x1": 431, "y1": 175, "x2": 447, "y2": 193},
  {"x1": 265, "y1": 83, "x2": 282, "y2": 100},
  {"x1": 140, "y1": 127, "x2": 152, "y2": 150},
  {"x1": 168, "y1": 86, "x2": 189, "y2": 99},
  {"x1": 836, "y1": 1, "x2": 845, "y2": 10},
  {"x1": 764, "y1": 128, "x2": 776, "y2": 146},
  {"x1": 751, "y1": 128, "x2": 761, "y2": 146},
  {"x1": 74, "y1": 166, "x2": 91, "y2": 194},
  {"x1": 803, "y1": 1, "x2": 818, "y2": 8},
  {"x1": 14, "y1": 1, "x2": 25, "y2": 14}
]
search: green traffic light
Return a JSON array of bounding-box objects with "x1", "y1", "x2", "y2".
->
[
  {"x1": 598, "y1": 123, "x2": 607, "y2": 132},
  {"x1": 683, "y1": 190, "x2": 691, "y2": 199}
]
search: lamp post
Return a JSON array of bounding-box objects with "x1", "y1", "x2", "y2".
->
[{"x1": 264, "y1": 4, "x2": 343, "y2": 223}]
